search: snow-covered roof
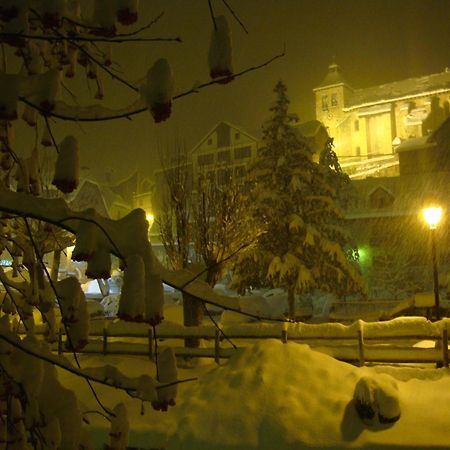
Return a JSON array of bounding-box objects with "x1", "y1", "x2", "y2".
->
[
  {"x1": 347, "y1": 69, "x2": 450, "y2": 109},
  {"x1": 314, "y1": 62, "x2": 351, "y2": 91},
  {"x1": 190, "y1": 121, "x2": 259, "y2": 154},
  {"x1": 294, "y1": 119, "x2": 327, "y2": 138}
]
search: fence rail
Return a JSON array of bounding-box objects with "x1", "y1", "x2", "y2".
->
[{"x1": 47, "y1": 319, "x2": 450, "y2": 368}]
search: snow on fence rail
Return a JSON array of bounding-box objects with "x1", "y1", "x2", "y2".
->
[{"x1": 28, "y1": 316, "x2": 450, "y2": 367}]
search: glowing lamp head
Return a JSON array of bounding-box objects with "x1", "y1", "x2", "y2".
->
[
  {"x1": 146, "y1": 213, "x2": 154, "y2": 223},
  {"x1": 422, "y1": 206, "x2": 442, "y2": 229}
]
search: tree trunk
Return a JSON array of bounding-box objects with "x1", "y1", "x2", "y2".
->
[
  {"x1": 288, "y1": 288, "x2": 295, "y2": 320},
  {"x1": 182, "y1": 292, "x2": 205, "y2": 348}
]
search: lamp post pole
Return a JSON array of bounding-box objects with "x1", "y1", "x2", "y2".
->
[
  {"x1": 422, "y1": 206, "x2": 442, "y2": 321},
  {"x1": 430, "y1": 227, "x2": 440, "y2": 321}
]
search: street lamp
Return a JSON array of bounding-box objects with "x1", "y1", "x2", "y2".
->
[{"x1": 422, "y1": 206, "x2": 443, "y2": 320}]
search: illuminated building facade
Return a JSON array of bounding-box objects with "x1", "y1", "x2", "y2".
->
[{"x1": 314, "y1": 63, "x2": 450, "y2": 162}]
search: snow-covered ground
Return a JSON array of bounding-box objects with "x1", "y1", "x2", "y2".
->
[{"x1": 62, "y1": 340, "x2": 450, "y2": 449}]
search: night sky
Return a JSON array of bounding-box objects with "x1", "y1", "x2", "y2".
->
[{"x1": 35, "y1": 0, "x2": 450, "y2": 182}]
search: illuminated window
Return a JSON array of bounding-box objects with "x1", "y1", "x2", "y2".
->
[
  {"x1": 322, "y1": 95, "x2": 328, "y2": 111},
  {"x1": 198, "y1": 153, "x2": 215, "y2": 165},
  {"x1": 234, "y1": 146, "x2": 251, "y2": 159},
  {"x1": 354, "y1": 120, "x2": 359, "y2": 131},
  {"x1": 331, "y1": 93, "x2": 337, "y2": 107}
]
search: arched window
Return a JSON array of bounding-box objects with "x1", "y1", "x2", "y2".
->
[{"x1": 368, "y1": 187, "x2": 395, "y2": 209}]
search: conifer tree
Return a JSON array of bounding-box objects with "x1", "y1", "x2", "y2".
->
[{"x1": 231, "y1": 81, "x2": 365, "y2": 319}]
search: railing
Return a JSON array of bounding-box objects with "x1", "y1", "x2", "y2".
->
[{"x1": 49, "y1": 318, "x2": 450, "y2": 368}]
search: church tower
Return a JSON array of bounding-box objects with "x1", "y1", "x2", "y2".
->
[{"x1": 313, "y1": 63, "x2": 354, "y2": 158}]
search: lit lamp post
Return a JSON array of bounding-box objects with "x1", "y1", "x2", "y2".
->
[{"x1": 422, "y1": 206, "x2": 443, "y2": 320}]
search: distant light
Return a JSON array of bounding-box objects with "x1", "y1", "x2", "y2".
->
[
  {"x1": 146, "y1": 213, "x2": 154, "y2": 223},
  {"x1": 422, "y1": 207, "x2": 442, "y2": 229},
  {"x1": 0, "y1": 259, "x2": 12, "y2": 266}
]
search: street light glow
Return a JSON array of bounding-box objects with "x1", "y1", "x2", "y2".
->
[
  {"x1": 422, "y1": 207, "x2": 442, "y2": 229},
  {"x1": 146, "y1": 213, "x2": 154, "y2": 223}
]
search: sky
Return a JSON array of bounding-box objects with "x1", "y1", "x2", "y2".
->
[{"x1": 31, "y1": 0, "x2": 450, "y2": 182}]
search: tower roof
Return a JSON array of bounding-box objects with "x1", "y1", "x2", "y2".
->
[{"x1": 314, "y1": 63, "x2": 350, "y2": 91}]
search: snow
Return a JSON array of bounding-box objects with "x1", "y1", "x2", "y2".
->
[
  {"x1": 52, "y1": 135, "x2": 80, "y2": 194},
  {"x1": 57, "y1": 340, "x2": 450, "y2": 449},
  {"x1": 208, "y1": 16, "x2": 233, "y2": 80}
]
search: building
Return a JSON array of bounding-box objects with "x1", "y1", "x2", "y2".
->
[
  {"x1": 314, "y1": 63, "x2": 450, "y2": 163},
  {"x1": 190, "y1": 121, "x2": 260, "y2": 185}
]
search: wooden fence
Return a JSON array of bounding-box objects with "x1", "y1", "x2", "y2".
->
[{"x1": 52, "y1": 319, "x2": 450, "y2": 368}]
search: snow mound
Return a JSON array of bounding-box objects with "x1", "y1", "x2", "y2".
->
[{"x1": 168, "y1": 340, "x2": 361, "y2": 449}]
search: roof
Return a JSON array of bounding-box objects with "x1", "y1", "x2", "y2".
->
[
  {"x1": 314, "y1": 63, "x2": 351, "y2": 91},
  {"x1": 347, "y1": 70, "x2": 450, "y2": 108},
  {"x1": 295, "y1": 120, "x2": 327, "y2": 138},
  {"x1": 190, "y1": 121, "x2": 259, "y2": 154}
]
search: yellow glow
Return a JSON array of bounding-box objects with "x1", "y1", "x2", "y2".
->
[
  {"x1": 422, "y1": 207, "x2": 443, "y2": 229},
  {"x1": 146, "y1": 213, "x2": 154, "y2": 223}
]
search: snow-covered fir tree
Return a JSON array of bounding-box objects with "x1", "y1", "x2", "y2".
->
[{"x1": 231, "y1": 81, "x2": 365, "y2": 319}]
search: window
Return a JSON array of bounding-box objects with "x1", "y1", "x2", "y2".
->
[
  {"x1": 322, "y1": 95, "x2": 328, "y2": 111},
  {"x1": 234, "y1": 146, "x2": 251, "y2": 159},
  {"x1": 235, "y1": 132, "x2": 240, "y2": 140},
  {"x1": 355, "y1": 146, "x2": 361, "y2": 156},
  {"x1": 198, "y1": 153, "x2": 214, "y2": 165},
  {"x1": 218, "y1": 150, "x2": 231, "y2": 163},
  {"x1": 331, "y1": 93, "x2": 337, "y2": 107},
  {"x1": 369, "y1": 187, "x2": 394, "y2": 210},
  {"x1": 354, "y1": 120, "x2": 359, "y2": 131}
]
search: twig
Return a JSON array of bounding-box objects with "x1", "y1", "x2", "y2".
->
[
  {"x1": 221, "y1": 0, "x2": 249, "y2": 34},
  {"x1": 0, "y1": 32, "x2": 181, "y2": 44},
  {"x1": 18, "y1": 50, "x2": 285, "y2": 122},
  {"x1": 0, "y1": 330, "x2": 197, "y2": 394},
  {"x1": 203, "y1": 302, "x2": 237, "y2": 349},
  {"x1": 22, "y1": 217, "x2": 113, "y2": 417},
  {"x1": 208, "y1": 0, "x2": 217, "y2": 30},
  {"x1": 44, "y1": 116, "x2": 60, "y2": 154}
]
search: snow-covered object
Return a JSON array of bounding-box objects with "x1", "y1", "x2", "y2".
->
[
  {"x1": 40, "y1": 416, "x2": 61, "y2": 450},
  {"x1": 72, "y1": 218, "x2": 101, "y2": 262},
  {"x1": 0, "y1": 73, "x2": 20, "y2": 120},
  {"x1": 65, "y1": 46, "x2": 77, "y2": 78},
  {"x1": 208, "y1": 16, "x2": 233, "y2": 82},
  {"x1": 116, "y1": 0, "x2": 139, "y2": 25},
  {"x1": 22, "y1": 104, "x2": 37, "y2": 126},
  {"x1": 141, "y1": 58, "x2": 174, "y2": 123},
  {"x1": 40, "y1": 0, "x2": 67, "y2": 28},
  {"x1": 144, "y1": 273, "x2": 164, "y2": 325},
  {"x1": 55, "y1": 276, "x2": 84, "y2": 323},
  {"x1": 52, "y1": 135, "x2": 79, "y2": 193},
  {"x1": 41, "y1": 125, "x2": 53, "y2": 147},
  {"x1": 354, "y1": 375, "x2": 401, "y2": 425},
  {"x1": 25, "y1": 42, "x2": 44, "y2": 75},
  {"x1": 66, "y1": 295, "x2": 89, "y2": 350},
  {"x1": 1, "y1": 4, "x2": 29, "y2": 47},
  {"x1": 93, "y1": 0, "x2": 117, "y2": 35},
  {"x1": 15, "y1": 158, "x2": 30, "y2": 193},
  {"x1": 153, "y1": 347, "x2": 177, "y2": 411},
  {"x1": 109, "y1": 403, "x2": 129, "y2": 450},
  {"x1": 118, "y1": 254, "x2": 145, "y2": 321},
  {"x1": 34, "y1": 69, "x2": 60, "y2": 112},
  {"x1": 85, "y1": 246, "x2": 111, "y2": 279},
  {"x1": 28, "y1": 147, "x2": 41, "y2": 195},
  {"x1": 136, "y1": 374, "x2": 157, "y2": 402}
]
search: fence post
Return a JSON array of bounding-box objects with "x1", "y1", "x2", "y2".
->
[
  {"x1": 58, "y1": 327, "x2": 63, "y2": 355},
  {"x1": 148, "y1": 327, "x2": 154, "y2": 361},
  {"x1": 442, "y1": 327, "x2": 449, "y2": 368},
  {"x1": 281, "y1": 329, "x2": 288, "y2": 344},
  {"x1": 214, "y1": 329, "x2": 221, "y2": 364},
  {"x1": 357, "y1": 329, "x2": 365, "y2": 367},
  {"x1": 103, "y1": 327, "x2": 108, "y2": 356}
]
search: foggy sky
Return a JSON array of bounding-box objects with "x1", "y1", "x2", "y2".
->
[{"x1": 34, "y1": 0, "x2": 450, "y2": 182}]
